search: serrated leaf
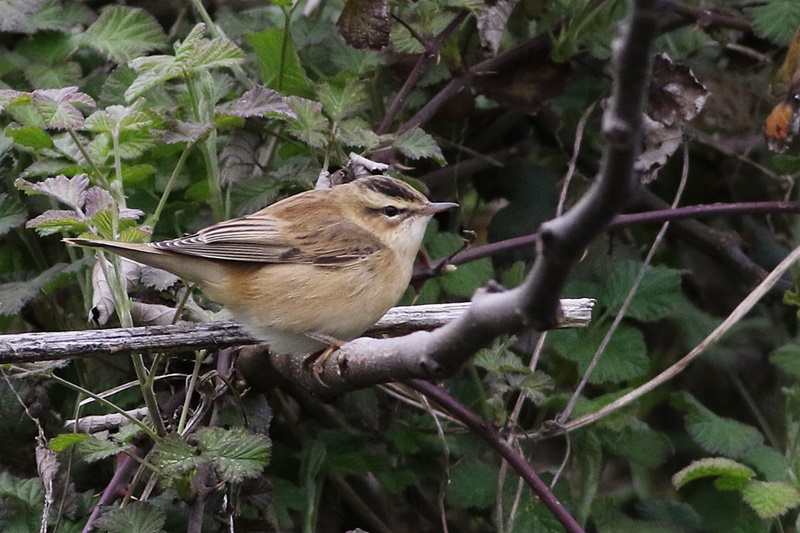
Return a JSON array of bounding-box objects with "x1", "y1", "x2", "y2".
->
[
  {"x1": 174, "y1": 23, "x2": 244, "y2": 72},
  {"x1": 94, "y1": 501, "x2": 166, "y2": 533},
  {"x1": 393, "y1": 128, "x2": 445, "y2": 165},
  {"x1": 197, "y1": 427, "x2": 271, "y2": 483},
  {"x1": 672, "y1": 457, "x2": 755, "y2": 490},
  {"x1": 603, "y1": 423, "x2": 673, "y2": 468},
  {"x1": 23, "y1": 61, "x2": 82, "y2": 90},
  {"x1": 6, "y1": 125, "x2": 54, "y2": 149},
  {"x1": 0, "y1": 0, "x2": 91, "y2": 34},
  {"x1": 16, "y1": 173, "x2": 89, "y2": 211},
  {"x1": 0, "y1": 0, "x2": 47, "y2": 33},
  {"x1": 683, "y1": 399, "x2": 764, "y2": 459},
  {"x1": 744, "y1": 446, "x2": 790, "y2": 481},
  {"x1": 318, "y1": 80, "x2": 365, "y2": 122},
  {"x1": 216, "y1": 86, "x2": 295, "y2": 119},
  {"x1": 473, "y1": 349, "x2": 528, "y2": 373},
  {"x1": 602, "y1": 261, "x2": 684, "y2": 321},
  {"x1": 247, "y1": 28, "x2": 312, "y2": 97},
  {"x1": 125, "y1": 55, "x2": 181, "y2": 101},
  {"x1": 445, "y1": 457, "x2": 498, "y2": 509},
  {"x1": 747, "y1": 0, "x2": 800, "y2": 46},
  {"x1": 80, "y1": 6, "x2": 166, "y2": 64},
  {"x1": 0, "y1": 193, "x2": 27, "y2": 236},
  {"x1": 78, "y1": 431, "x2": 131, "y2": 463},
  {"x1": 0, "y1": 263, "x2": 68, "y2": 316},
  {"x1": 742, "y1": 480, "x2": 800, "y2": 518},
  {"x1": 25, "y1": 210, "x2": 88, "y2": 236},
  {"x1": 335, "y1": 117, "x2": 381, "y2": 149},
  {"x1": 285, "y1": 96, "x2": 329, "y2": 148},
  {"x1": 549, "y1": 324, "x2": 650, "y2": 384},
  {"x1": 84, "y1": 104, "x2": 153, "y2": 134},
  {"x1": 152, "y1": 434, "x2": 202, "y2": 475},
  {"x1": 0, "y1": 471, "x2": 44, "y2": 507},
  {"x1": 49, "y1": 433, "x2": 88, "y2": 452}
]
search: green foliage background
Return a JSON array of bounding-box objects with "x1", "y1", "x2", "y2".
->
[{"x1": 2, "y1": 0, "x2": 800, "y2": 531}]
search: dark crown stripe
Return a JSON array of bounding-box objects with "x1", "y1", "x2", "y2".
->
[{"x1": 363, "y1": 177, "x2": 422, "y2": 202}]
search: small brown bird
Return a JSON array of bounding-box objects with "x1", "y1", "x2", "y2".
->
[{"x1": 66, "y1": 176, "x2": 457, "y2": 356}]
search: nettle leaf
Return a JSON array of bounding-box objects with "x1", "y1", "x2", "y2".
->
[
  {"x1": 152, "y1": 434, "x2": 202, "y2": 476},
  {"x1": 335, "y1": 117, "x2": 381, "y2": 150},
  {"x1": 602, "y1": 261, "x2": 684, "y2": 321},
  {"x1": 445, "y1": 457, "x2": 498, "y2": 510},
  {"x1": 125, "y1": 55, "x2": 182, "y2": 101},
  {"x1": 196, "y1": 427, "x2": 271, "y2": 483},
  {"x1": 517, "y1": 371, "x2": 556, "y2": 405},
  {"x1": 1, "y1": 88, "x2": 94, "y2": 130},
  {"x1": 741, "y1": 480, "x2": 800, "y2": 519},
  {"x1": 770, "y1": 339, "x2": 800, "y2": 378},
  {"x1": 676, "y1": 393, "x2": 764, "y2": 459},
  {"x1": 0, "y1": 193, "x2": 27, "y2": 237},
  {"x1": 0, "y1": 0, "x2": 91, "y2": 34},
  {"x1": 549, "y1": 323, "x2": 650, "y2": 384},
  {"x1": 319, "y1": 79, "x2": 365, "y2": 122},
  {"x1": 78, "y1": 431, "x2": 132, "y2": 463},
  {"x1": 16, "y1": 173, "x2": 89, "y2": 211},
  {"x1": 393, "y1": 127, "x2": 446, "y2": 165},
  {"x1": 84, "y1": 104, "x2": 153, "y2": 134},
  {"x1": 285, "y1": 97, "x2": 329, "y2": 148},
  {"x1": 94, "y1": 501, "x2": 166, "y2": 533},
  {"x1": 6, "y1": 125, "x2": 54, "y2": 150},
  {"x1": 0, "y1": 263, "x2": 68, "y2": 316},
  {"x1": 216, "y1": 86, "x2": 296, "y2": 119},
  {"x1": 473, "y1": 348, "x2": 528, "y2": 373},
  {"x1": 80, "y1": 6, "x2": 167, "y2": 64},
  {"x1": 174, "y1": 23, "x2": 244, "y2": 72},
  {"x1": 746, "y1": 0, "x2": 800, "y2": 46},
  {"x1": 672, "y1": 457, "x2": 755, "y2": 490},
  {"x1": 247, "y1": 28, "x2": 313, "y2": 97}
]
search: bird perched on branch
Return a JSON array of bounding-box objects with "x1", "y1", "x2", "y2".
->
[{"x1": 66, "y1": 176, "x2": 457, "y2": 358}]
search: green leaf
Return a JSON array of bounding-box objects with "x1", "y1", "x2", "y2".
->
[
  {"x1": 0, "y1": 471, "x2": 44, "y2": 507},
  {"x1": 602, "y1": 261, "x2": 684, "y2": 321},
  {"x1": 445, "y1": 457, "x2": 498, "y2": 509},
  {"x1": 744, "y1": 446, "x2": 790, "y2": 481},
  {"x1": 78, "y1": 431, "x2": 131, "y2": 463},
  {"x1": 247, "y1": 28, "x2": 312, "y2": 97},
  {"x1": 49, "y1": 433, "x2": 89, "y2": 452},
  {"x1": 0, "y1": 0, "x2": 91, "y2": 34},
  {"x1": 94, "y1": 501, "x2": 166, "y2": 533},
  {"x1": 196, "y1": 427, "x2": 271, "y2": 483},
  {"x1": 746, "y1": 0, "x2": 800, "y2": 45},
  {"x1": 741, "y1": 480, "x2": 800, "y2": 519},
  {"x1": 335, "y1": 117, "x2": 381, "y2": 149},
  {"x1": 425, "y1": 231, "x2": 493, "y2": 297},
  {"x1": 6, "y1": 125, "x2": 53, "y2": 150},
  {"x1": 603, "y1": 423, "x2": 673, "y2": 468},
  {"x1": 80, "y1": 6, "x2": 167, "y2": 64},
  {"x1": 152, "y1": 434, "x2": 201, "y2": 476},
  {"x1": 473, "y1": 348, "x2": 528, "y2": 373},
  {"x1": 770, "y1": 339, "x2": 800, "y2": 378},
  {"x1": 318, "y1": 79, "x2": 365, "y2": 122},
  {"x1": 0, "y1": 263, "x2": 68, "y2": 316},
  {"x1": 393, "y1": 128, "x2": 445, "y2": 165},
  {"x1": 549, "y1": 324, "x2": 650, "y2": 384},
  {"x1": 682, "y1": 398, "x2": 764, "y2": 459},
  {"x1": 174, "y1": 23, "x2": 244, "y2": 72},
  {"x1": 0, "y1": 193, "x2": 27, "y2": 237},
  {"x1": 672, "y1": 457, "x2": 755, "y2": 490},
  {"x1": 285, "y1": 96, "x2": 329, "y2": 148}
]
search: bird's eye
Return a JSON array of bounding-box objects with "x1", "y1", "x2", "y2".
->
[{"x1": 382, "y1": 206, "x2": 400, "y2": 217}]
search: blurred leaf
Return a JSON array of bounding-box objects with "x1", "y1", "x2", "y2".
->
[
  {"x1": 445, "y1": 457, "x2": 498, "y2": 509},
  {"x1": 0, "y1": 263, "x2": 68, "y2": 316},
  {"x1": 741, "y1": 480, "x2": 800, "y2": 518},
  {"x1": 247, "y1": 28, "x2": 312, "y2": 97},
  {"x1": 49, "y1": 433, "x2": 88, "y2": 452},
  {"x1": 602, "y1": 423, "x2": 673, "y2": 468},
  {"x1": 0, "y1": 193, "x2": 27, "y2": 236},
  {"x1": 770, "y1": 339, "x2": 800, "y2": 378},
  {"x1": 79, "y1": 6, "x2": 167, "y2": 64},
  {"x1": 744, "y1": 446, "x2": 790, "y2": 481},
  {"x1": 94, "y1": 501, "x2": 166, "y2": 533},
  {"x1": 672, "y1": 457, "x2": 755, "y2": 490}
]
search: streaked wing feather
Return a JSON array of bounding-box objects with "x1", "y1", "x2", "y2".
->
[{"x1": 150, "y1": 213, "x2": 385, "y2": 265}]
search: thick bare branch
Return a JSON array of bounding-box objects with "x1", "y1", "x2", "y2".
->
[{"x1": 0, "y1": 300, "x2": 594, "y2": 364}]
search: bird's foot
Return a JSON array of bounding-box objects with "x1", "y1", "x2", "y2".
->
[{"x1": 302, "y1": 333, "x2": 345, "y2": 374}]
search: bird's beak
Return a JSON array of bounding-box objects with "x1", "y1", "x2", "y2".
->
[{"x1": 420, "y1": 201, "x2": 459, "y2": 216}]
